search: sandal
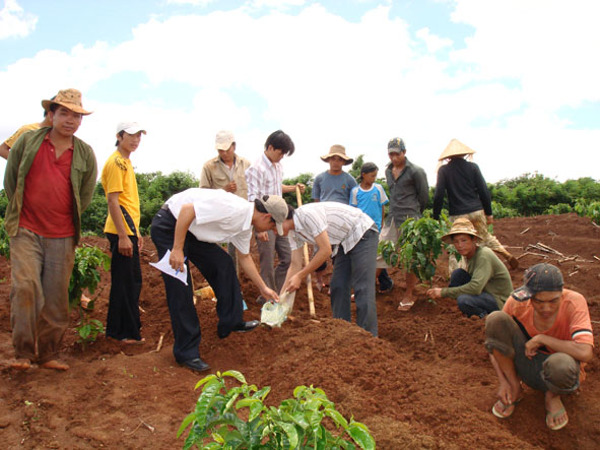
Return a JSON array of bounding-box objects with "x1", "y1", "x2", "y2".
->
[
  {"x1": 40, "y1": 360, "x2": 70, "y2": 371},
  {"x1": 492, "y1": 397, "x2": 523, "y2": 419},
  {"x1": 546, "y1": 407, "x2": 568, "y2": 431},
  {"x1": 10, "y1": 359, "x2": 32, "y2": 371}
]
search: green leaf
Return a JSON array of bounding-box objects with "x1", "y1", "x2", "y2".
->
[{"x1": 347, "y1": 422, "x2": 376, "y2": 450}]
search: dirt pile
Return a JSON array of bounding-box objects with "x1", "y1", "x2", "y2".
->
[{"x1": 0, "y1": 213, "x2": 599, "y2": 448}]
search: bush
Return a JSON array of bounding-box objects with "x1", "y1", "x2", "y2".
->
[
  {"x1": 178, "y1": 370, "x2": 375, "y2": 449},
  {"x1": 491, "y1": 201, "x2": 518, "y2": 219},
  {"x1": 574, "y1": 199, "x2": 600, "y2": 224},
  {"x1": 0, "y1": 217, "x2": 10, "y2": 259},
  {"x1": 69, "y1": 245, "x2": 111, "y2": 348},
  {"x1": 545, "y1": 203, "x2": 573, "y2": 215},
  {"x1": 283, "y1": 173, "x2": 314, "y2": 207},
  {"x1": 379, "y1": 215, "x2": 454, "y2": 285}
]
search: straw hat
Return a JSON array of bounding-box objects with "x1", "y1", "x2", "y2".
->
[
  {"x1": 442, "y1": 218, "x2": 481, "y2": 244},
  {"x1": 320, "y1": 144, "x2": 353, "y2": 165},
  {"x1": 41, "y1": 88, "x2": 92, "y2": 115},
  {"x1": 438, "y1": 139, "x2": 475, "y2": 161}
]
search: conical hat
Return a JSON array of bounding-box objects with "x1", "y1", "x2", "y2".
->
[{"x1": 438, "y1": 139, "x2": 475, "y2": 161}]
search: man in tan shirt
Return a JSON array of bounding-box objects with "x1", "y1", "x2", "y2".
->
[{"x1": 199, "y1": 130, "x2": 251, "y2": 263}]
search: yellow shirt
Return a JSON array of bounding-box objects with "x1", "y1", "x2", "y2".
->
[
  {"x1": 4, "y1": 122, "x2": 41, "y2": 148},
  {"x1": 101, "y1": 150, "x2": 140, "y2": 235}
]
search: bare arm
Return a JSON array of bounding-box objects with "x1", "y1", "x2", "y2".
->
[
  {"x1": 107, "y1": 192, "x2": 133, "y2": 257},
  {"x1": 489, "y1": 354, "x2": 515, "y2": 406},
  {"x1": 281, "y1": 231, "x2": 331, "y2": 293},
  {"x1": 525, "y1": 335, "x2": 594, "y2": 363},
  {"x1": 282, "y1": 183, "x2": 305, "y2": 194},
  {"x1": 169, "y1": 203, "x2": 195, "y2": 271},
  {"x1": 0, "y1": 142, "x2": 10, "y2": 160},
  {"x1": 237, "y1": 251, "x2": 279, "y2": 301}
]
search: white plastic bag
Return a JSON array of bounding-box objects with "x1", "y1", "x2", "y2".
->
[{"x1": 260, "y1": 291, "x2": 296, "y2": 327}]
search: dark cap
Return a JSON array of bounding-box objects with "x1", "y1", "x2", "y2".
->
[
  {"x1": 512, "y1": 263, "x2": 564, "y2": 302},
  {"x1": 388, "y1": 137, "x2": 406, "y2": 153}
]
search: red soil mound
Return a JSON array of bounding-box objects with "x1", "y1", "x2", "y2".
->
[{"x1": 1, "y1": 213, "x2": 599, "y2": 448}]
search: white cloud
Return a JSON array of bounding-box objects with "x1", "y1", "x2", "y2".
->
[
  {"x1": 249, "y1": 0, "x2": 306, "y2": 10},
  {"x1": 416, "y1": 27, "x2": 453, "y2": 53},
  {"x1": 0, "y1": 1, "x2": 598, "y2": 185},
  {"x1": 0, "y1": 0, "x2": 37, "y2": 39},
  {"x1": 450, "y1": 0, "x2": 600, "y2": 108},
  {"x1": 165, "y1": 0, "x2": 216, "y2": 6}
]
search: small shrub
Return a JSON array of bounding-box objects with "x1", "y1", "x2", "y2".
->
[
  {"x1": 491, "y1": 201, "x2": 518, "y2": 219},
  {"x1": 380, "y1": 215, "x2": 455, "y2": 286},
  {"x1": 0, "y1": 217, "x2": 10, "y2": 259},
  {"x1": 545, "y1": 203, "x2": 573, "y2": 215},
  {"x1": 178, "y1": 370, "x2": 376, "y2": 449},
  {"x1": 69, "y1": 245, "x2": 111, "y2": 347},
  {"x1": 574, "y1": 199, "x2": 600, "y2": 224}
]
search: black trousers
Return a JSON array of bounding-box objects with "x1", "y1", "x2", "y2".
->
[
  {"x1": 106, "y1": 233, "x2": 142, "y2": 341},
  {"x1": 150, "y1": 208, "x2": 243, "y2": 363}
]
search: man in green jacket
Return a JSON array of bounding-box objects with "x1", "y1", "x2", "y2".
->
[
  {"x1": 427, "y1": 218, "x2": 513, "y2": 318},
  {"x1": 3, "y1": 88, "x2": 98, "y2": 371}
]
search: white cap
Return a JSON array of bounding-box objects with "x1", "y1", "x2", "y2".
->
[
  {"x1": 215, "y1": 130, "x2": 235, "y2": 150},
  {"x1": 117, "y1": 121, "x2": 146, "y2": 135}
]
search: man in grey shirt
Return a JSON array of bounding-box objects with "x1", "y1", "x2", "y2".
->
[{"x1": 384, "y1": 137, "x2": 429, "y2": 311}]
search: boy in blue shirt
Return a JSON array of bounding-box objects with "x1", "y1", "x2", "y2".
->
[{"x1": 350, "y1": 162, "x2": 393, "y2": 293}]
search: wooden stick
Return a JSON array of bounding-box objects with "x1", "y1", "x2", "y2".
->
[
  {"x1": 517, "y1": 251, "x2": 549, "y2": 260},
  {"x1": 535, "y1": 242, "x2": 565, "y2": 257},
  {"x1": 296, "y1": 186, "x2": 316, "y2": 317},
  {"x1": 520, "y1": 227, "x2": 530, "y2": 234},
  {"x1": 154, "y1": 333, "x2": 164, "y2": 353}
]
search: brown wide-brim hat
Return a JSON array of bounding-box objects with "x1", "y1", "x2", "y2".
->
[
  {"x1": 320, "y1": 144, "x2": 353, "y2": 165},
  {"x1": 442, "y1": 218, "x2": 481, "y2": 244},
  {"x1": 438, "y1": 139, "x2": 475, "y2": 161},
  {"x1": 42, "y1": 88, "x2": 92, "y2": 115}
]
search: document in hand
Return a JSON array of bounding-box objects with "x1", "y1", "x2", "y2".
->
[{"x1": 149, "y1": 249, "x2": 188, "y2": 285}]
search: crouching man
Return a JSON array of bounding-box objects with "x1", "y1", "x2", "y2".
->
[
  {"x1": 485, "y1": 263, "x2": 594, "y2": 430},
  {"x1": 427, "y1": 218, "x2": 513, "y2": 318},
  {"x1": 150, "y1": 188, "x2": 287, "y2": 372}
]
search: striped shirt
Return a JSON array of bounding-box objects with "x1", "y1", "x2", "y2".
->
[
  {"x1": 289, "y1": 202, "x2": 377, "y2": 256},
  {"x1": 245, "y1": 153, "x2": 283, "y2": 201}
]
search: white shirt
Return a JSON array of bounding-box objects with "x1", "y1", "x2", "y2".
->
[
  {"x1": 245, "y1": 153, "x2": 283, "y2": 201},
  {"x1": 165, "y1": 188, "x2": 254, "y2": 254},
  {"x1": 289, "y1": 202, "x2": 377, "y2": 256}
]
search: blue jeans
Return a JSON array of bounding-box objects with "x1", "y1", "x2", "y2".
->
[
  {"x1": 450, "y1": 268, "x2": 499, "y2": 318},
  {"x1": 330, "y1": 229, "x2": 378, "y2": 337}
]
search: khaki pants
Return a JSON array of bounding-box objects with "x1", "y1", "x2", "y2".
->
[{"x1": 10, "y1": 228, "x2": 75, "y2": 363}]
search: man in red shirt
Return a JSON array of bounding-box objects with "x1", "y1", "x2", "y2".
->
[
  {"x1": 484, "y1": 263, "x2": 594, "y2": 430},
  {"x1": 4, "y1": 89, "x2": 98, "y2": 371}
]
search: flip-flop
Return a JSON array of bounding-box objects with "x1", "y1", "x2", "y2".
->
[
  {"x1": 10, "y1": 359, "x2": 32, "y2": 371},
  {"x1": 546, "y1": 407, "x2": 568, "y2": 431},
  {"x1": 492, "y1": 397, "x2": 523, "y2": 419}
]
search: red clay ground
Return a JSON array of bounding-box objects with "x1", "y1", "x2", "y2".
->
[{"x1": 0, "y1": 213, "x2": 599, "y2": 449}]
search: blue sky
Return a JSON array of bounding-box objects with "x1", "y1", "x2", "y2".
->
[{"x1": 1, "y1": 0, "x2": 599, "y2": 185}]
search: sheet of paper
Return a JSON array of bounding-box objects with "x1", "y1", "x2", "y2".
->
[{"x1": 149, "y1": 249, "x2": 188, "y2": 285}]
